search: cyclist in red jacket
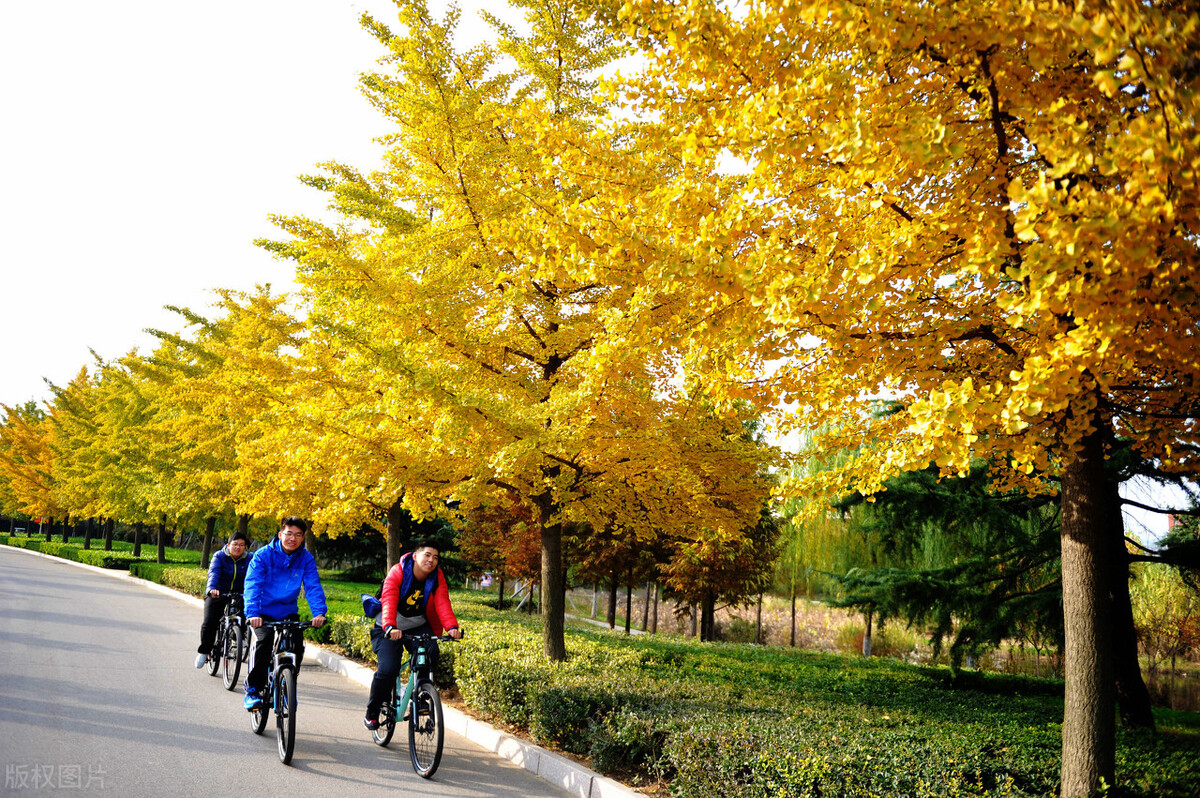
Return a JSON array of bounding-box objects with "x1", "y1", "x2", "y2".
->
[{"x1": 363, "y1": 540, "x2": 461, "y2": 730}]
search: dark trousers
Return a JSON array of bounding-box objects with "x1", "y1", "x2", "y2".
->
[
  {"x1": 366, "y1": 622, "x2": 436, "y2": 718},
  {"x1": 198, "y1": 595, "x2": 228, "y2": 654},
  {"x1": 246, "y1": 615, "x2": 304, "y2": 691}
]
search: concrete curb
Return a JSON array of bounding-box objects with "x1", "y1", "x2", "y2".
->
[{"x1": 3, "y1": 543, "x2": 643, "y2": 798}]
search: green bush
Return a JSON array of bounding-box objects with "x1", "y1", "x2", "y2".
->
[
  {"x1": 75, "y1": 549, "x2": 144, "y2": 569},
  {"x1": 159, "y1": 566, "x2": 208, "y2": 596},
  {"x1": 329, "y1": 614, "x2": 375, "y2": 662}
]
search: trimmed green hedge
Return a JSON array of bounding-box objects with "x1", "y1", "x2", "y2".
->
[{"x1": 445, "y1": 619, "x2": 1199, "y2": 797}]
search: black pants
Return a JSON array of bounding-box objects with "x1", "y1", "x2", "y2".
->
[
  {"x1": 246, "y1": 615, "x2": 305, "y2": 692},
  {"x1": 366, "y1": 622, "x2": 437, "y2": 718},
  {"x1": 197, "y1": 595, "x2": 228, "y2": 654}
]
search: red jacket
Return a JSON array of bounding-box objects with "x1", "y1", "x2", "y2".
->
[{"x1": 380, "y1": 553, "x2": 458, "y2": 636}]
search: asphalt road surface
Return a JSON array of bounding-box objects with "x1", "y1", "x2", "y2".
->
[{"x1": 0, "y1": 546, "x2": 573, "y2": 797}]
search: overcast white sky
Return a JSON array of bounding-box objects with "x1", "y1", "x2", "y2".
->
[{"x1": 0, "y1": 0, "x2": 505, "y2": 407}]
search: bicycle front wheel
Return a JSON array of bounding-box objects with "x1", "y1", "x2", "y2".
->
[
  {"x1": 408, "y1": 681, "x2": 443, "y2": 778},
  {"x1": 276, "y1": 666, "x2": 298, "y2": 764},
  {"x1": 222, "y1": 623, "x2": 244, "y2": 691}
]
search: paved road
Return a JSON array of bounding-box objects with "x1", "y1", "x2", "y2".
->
[{"x1": 0, "y1": 546, "x2": 573, "y2": 797}]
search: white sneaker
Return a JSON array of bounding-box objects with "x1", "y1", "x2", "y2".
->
[{"x1": 194, "y1": 654, "x2": 208, "y2": 668}]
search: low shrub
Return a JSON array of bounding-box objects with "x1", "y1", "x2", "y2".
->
[
  {"x1": 158, "y1": 566, "x2": 208, "y2": 596},
  {"x1": 74, "y1": 550, "x2": 143, "y2": 569},
  {"x1": 329, "y1": 614, "x2": 375, "y2": 662}
]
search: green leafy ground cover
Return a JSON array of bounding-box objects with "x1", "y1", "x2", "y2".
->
[{"x1": 6, "y1": 537, "x2": 1197, "y2": 797}]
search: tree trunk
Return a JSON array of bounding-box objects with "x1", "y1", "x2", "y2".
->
[
  {"x1": 496, "y1": 575, "x2": 506, "y2": 610},
  {"x1": 45, "y1": 515, "x2": 55, "y2": 543},
  {"x1": 1104, "y1": 480, "x2": 1154, "y2": 729},
  {"x1": 61, "y1": 512, "x2": 71, "y2": 544},
  {"x1": 1060, "y1": 424, "x2": 1116, "y2": 798},
  {"x1": 651, "y1": 582, "x2": 659, "y2": 635},
  {"x1": 133, "y1": 521, "x2": 143, "y2": 557},
  {"x1": 156, "y1": 515, "x2": 168, "y2": 565},
  {"x1": 700, "y1": 593, "x2": 716, "y2": 642},
  {"x1": 755, "y1": 592, "x2": 764, "y2": 645},
  {"x1": 591, "y1": 583, "x2": 599, "y2": 619},
  {"x1": 237, "y1": 513, "x2": 250, "y2": 541},
  {"x1": 201, "y1": 516, "x2": 217, "y2": 569},
  {"x1": 607, "y1": 568, "x2": 619, "y2": 629},
  {"x1": 688, "y1": 603, "x2": 697, "y2": 638},
  {"x1": 103, "y1": 517, "x2": 114, "y2": 551},
  {"x1": 790, "y1": 583, "x2": 798, "y2": 647},
  {"x1": 863, "y1": 611, "x2": 873, "y2": 657},
  {"x1": 624, "y1": 574, "x2": 633, "y2": 635},
  {"x1": 385, "y1": 497, "x2": 406, "y2": 571},
  {"x1": 540, "y1": 519, "x2": 566, "y2": 661},
  {"x1": 641, "y1": 582, "x2": 651, "y2": 631},
  {"x1": 83, "y1": 517, "x2": 93, "y2": 550}
]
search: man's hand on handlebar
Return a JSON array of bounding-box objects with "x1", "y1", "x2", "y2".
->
[
  {"x1": 311, "y1": 615, "x2": 326, "y2": 628},
  {"x1": 249, "y1": 616, "x2": 262, "y2": 628}
]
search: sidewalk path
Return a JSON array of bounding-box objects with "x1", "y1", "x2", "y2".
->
[{"x1": 3, "y1": 544, "x2": 641, "y2": 798}]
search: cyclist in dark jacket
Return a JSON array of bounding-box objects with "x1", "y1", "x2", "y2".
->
[
  {"x1": 195, "y1": 530, "x2": 251, "y2": 668},
  {"x1": 242, "y1": 517, "x2": 327, "y2": 710}
]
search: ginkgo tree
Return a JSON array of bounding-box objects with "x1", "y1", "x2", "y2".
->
[
  {"x1": 0, "y1": 401, "x2": 62, "y2": 533},
  {"x1": 552, "y1": 0, "x2": 1200, "y2": 795},
  {"x1": 260, "y1": 0, "x2": 773, "y2": 660}
]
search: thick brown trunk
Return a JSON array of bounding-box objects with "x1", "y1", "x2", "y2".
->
[
  {"x1": 83, "y1": 517, "x2": 93, "y2": 550},
  {"x1": 1060, "y1": 426, "x2": 1116, "y2": 797},
  {"x1": 385, "y1": 497, "x2": 406, "y2": 571},
  {"x1": 45, "y1": 516, "x2": 55, "y2": 543},
  {"x1": 1101, "y1": 481, "x2": 1155, "y2": 729},
  {"x1": 156, "y1": 515, "x2": 168, "y2": 564},
  {"x1": 103, "y1": 517, "x2": 114, "y2": 551},
  {"x1": 61, "y1": 512, "x2": 71, "y2": 544},
  {"x1": 700, "y1": 593, "x2": 716, "y2": 642},
  {"x1": 540, "y1": 519, "x2": 566, "y2": 661},
  {"x1": 133, "y1": 521, "x2": 143, "y2": 557},
  {"x1": 201, "y1": 516, "x2": 217, "y2": 569}
]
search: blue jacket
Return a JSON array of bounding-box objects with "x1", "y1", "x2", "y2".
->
[
  {"x1": 243, "y1": 538, "x2": 327, "y2": 620},
  {"x1": 205, "y1": 545, "x2": 250, "y2": 594}
]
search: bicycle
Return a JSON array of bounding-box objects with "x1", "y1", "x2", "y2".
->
[
  {"x1": 203, "y1": 591, "x2": 246, "y2": 691},
  {"x1": 248, "y1": 619, "x2": 311, "y2": 765},
  {"x1": 370, "y1": 632, "x2": 459, "y2": 778}
]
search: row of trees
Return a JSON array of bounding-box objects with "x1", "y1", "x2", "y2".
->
[{"x1": 2, "y1": 1, "x2": 1197, "y2": 794}]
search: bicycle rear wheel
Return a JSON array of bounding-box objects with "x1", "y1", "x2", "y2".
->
[
  {"x1": 373, "y1": 687, "x2": 396, "y2": 747},
  {"x1": 276, "y1": 666, "x2": 298, "y2": 764},
  {"x1": 222, "y1": 623, "x2": 244, "y2": 690},
  {"x1": 206, "y1": 622, "x2": 222, "y2": 676},
  {"x1": 408, "y1": 682, "x2": 443, "y2": 778},
  {"x1": 250, "y1": 681, "x2": 269, "y2": 735}
]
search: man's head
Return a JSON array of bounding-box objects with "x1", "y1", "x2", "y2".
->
[
  {"x1": 227, "y1": 530, "x2": 249, "y2": 557},
  {"x1": 411, "y1": 540, "x2": 439, "y2": 578},
  {"x1": 279, "y1": 516, "x2": 308, "y2": 553}
]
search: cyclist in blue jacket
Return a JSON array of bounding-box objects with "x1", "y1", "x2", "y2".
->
[
  {"x1": 242, "y1": 517, "x2": 327, "y2": 710},
  {"x1": 194, "y1": 530, "x2": 250, "y2": 669}
]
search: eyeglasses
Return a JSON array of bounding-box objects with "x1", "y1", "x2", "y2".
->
[{"x1": 281, "y1": 532, "x2": 304, "y2": 539}]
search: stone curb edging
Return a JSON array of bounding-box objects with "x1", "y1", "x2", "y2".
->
[{"x1": 2, "y1": 544, "x2": 643, "y2": 798}]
